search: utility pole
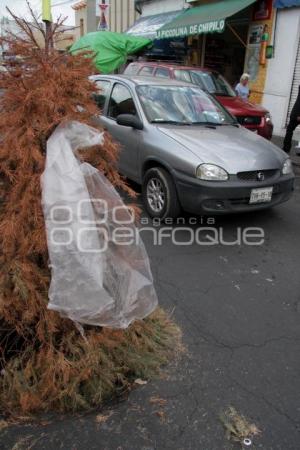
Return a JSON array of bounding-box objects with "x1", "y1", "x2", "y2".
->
[{"x1": 42, "y1": 0, "x2": 53, "y2": 52}]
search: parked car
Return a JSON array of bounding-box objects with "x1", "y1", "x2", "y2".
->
[
  {"x1": 123, "y1": 62, "x2": 273, "y2": 140},
  {"x1": 90, "y1": 74, "x2": 294, "y2": 219}
]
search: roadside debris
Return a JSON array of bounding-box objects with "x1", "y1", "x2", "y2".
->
[
  {"x1": 149, "y1": 396, "x2": 168, "y2": 407},
  {"x1": 219, "y1": 256, "x2": 229, "y2": 263},
  {"x1": 220, "y1": 406, "x2": 261, "y2": 447},
  {"x1": 0, "y1": 419, "x2": 8, "y2": 431},
  {"x1": 149, "y1": 396, "x2": 168, "y2": 423},
  {"x1": 134, "y1": 379, "x2": 148, "y2": 386},
  {"x1": 155, "y1": 410, "x2": 167, "y2": 423},
  {"x1": 11, "y1": 435, "x2": 42, "y2": 450},
  {"x1": 95, "y1": 412, "x2": 114, "y2": 424}
]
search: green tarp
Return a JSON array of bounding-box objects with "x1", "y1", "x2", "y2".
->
[
  {"x1": 157, "y1": 0, "x2": 256, "y2": 39},
  {"x1": 70, "y1": 31, "x2": 152, "y2": 74}
]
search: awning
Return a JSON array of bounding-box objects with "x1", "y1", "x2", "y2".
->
[
  {"x1": 126, "y1": 10, "x2": 182, "y2": 40},
  {"x1": 157, "y1": 0, "x2": 256, "y2": 39},
  {"x1": 274, "y1": 0, "x2": 300, "y2": 7}
]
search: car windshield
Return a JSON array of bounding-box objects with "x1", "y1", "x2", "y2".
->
[
  {"x1": 136, "y1": 85, "x2": 235, "y2": 126},
  {"x1": 190, "y1": 71, "x2": 236, "y2": 97}
]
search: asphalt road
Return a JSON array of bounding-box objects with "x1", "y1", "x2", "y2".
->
[{"x1": 2, "y1": 168, "x2": 300, "y2": 450}]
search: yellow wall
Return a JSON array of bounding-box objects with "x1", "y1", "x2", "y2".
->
[{"x1": 248, "y1": 8, "x2": 276, "y2": 104}]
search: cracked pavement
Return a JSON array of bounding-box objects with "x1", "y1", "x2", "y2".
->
[{"x1": 1, "y1": 173, "x2": 300, "y2": 450}]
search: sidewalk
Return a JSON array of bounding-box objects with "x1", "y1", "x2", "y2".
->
[{"x1": 272, "y1": 135, "x2": 300, "y2": 167}]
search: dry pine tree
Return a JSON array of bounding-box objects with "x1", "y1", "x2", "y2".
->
[{"x1": 0, "y1": 6, "x2": 180, "y2": 413}]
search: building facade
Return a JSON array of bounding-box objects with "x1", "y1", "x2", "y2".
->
[
  {"x1": 72, "y1": 0, "x2": 138, "y2": 39},
  {"x1": 109, "y1": 0, "x2": 138, "y2": 33},
  {"x1": 131, "y1": 1, "x2": 275, "y2": 87},
  {"x1": 129, "y1": 0, "x2": 300, "y2": 136},
  {"x1": 136, "y1": 0, "x2": 185, "y2": 16},
  {"x1": 72, "y1": 0, "x2": 99, "y2": 38},
  {"x1": 0, "y1": 18, "x2": 75, "y2": 58},
  {"x1": 262, "y1": 4, "x2": 300, "y2": 135}
]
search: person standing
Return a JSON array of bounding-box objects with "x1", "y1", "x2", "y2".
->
[
  {"x1": 235, "y1": 73, "x2": 250, "y2": 102},
  {"x1": 283, "y1": 85, "x2": 300, "y2": 153}
]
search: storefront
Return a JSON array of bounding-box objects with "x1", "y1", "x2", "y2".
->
[
  {"x1": 262, "y1": 0, "x2": 300, "y2": 135},
  {"x1": 126, "y1": 10, "x2": 188, "y2": 61},
  {"x1": 156, "y1": 0, "x2": 275, "y2": 92},
  {"x1": 127, "y1": 1, "x2": 254, "y2": 80},
  {"x1": 183, "y1": 5, "x2": 253, "y2": 86},
  {"x1": 127, "y1": 0, "x2": 278, "y2": 107}
]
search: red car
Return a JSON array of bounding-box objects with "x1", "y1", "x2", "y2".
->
[{"x1": 123, "y1": 62, "x2": 273, "y2": 140}]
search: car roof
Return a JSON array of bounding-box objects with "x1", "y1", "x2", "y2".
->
[
  {"x1": 127, "y1": 61, "x2": 212, "y2": 73},
  {"x1": 90, "y1": 74, "x2": 197, "y2": 88}
]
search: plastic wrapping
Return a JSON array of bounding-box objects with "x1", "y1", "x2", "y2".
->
[
  {"x1": 41, "y1": 121, "x2": 158, "y2": 328},
  {"x1": 70, "y1": 31, "x2": 151, "y2": 74}
]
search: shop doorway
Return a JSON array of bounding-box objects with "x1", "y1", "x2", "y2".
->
[
  {"x1": 200, "y1": 6, "x2": 253, "y2": 88},
  {"x1": 204, "y1": 21, "x2": 248, "y2": 87}
]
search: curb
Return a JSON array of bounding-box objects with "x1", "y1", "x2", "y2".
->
[
  {"x1": 292, "y1": 149, "x2": 300, "y2": 167},
  {"x1": 272, "y1": 135, "x2": 300, "y2": 167}
]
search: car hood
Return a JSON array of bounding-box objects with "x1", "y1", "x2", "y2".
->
[
  {"x1": 157, "y1": 125, "x2": 286, "y2": 174},
  {"x1": 216, "y1": 95, "x2": 267, "y2": 116}
]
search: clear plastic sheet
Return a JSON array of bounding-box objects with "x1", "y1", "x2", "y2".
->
[{"x1": 41, "y1": 121, "x2": 158, "y2": 328}]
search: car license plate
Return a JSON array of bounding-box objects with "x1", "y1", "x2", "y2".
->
[{"x1": 250, "y1": 187, "x2": 273, "y2": 204}]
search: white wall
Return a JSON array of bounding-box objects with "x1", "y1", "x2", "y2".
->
[
  {"x1": 141, "y1": 0, "x2": 186, "y2": 16},
  {"x1": 0, "y1": 19, "x2": 26, "y2": 57},
  {"x1": 262, "y1": 8, "x2": 300, "y2": 136},
  {"x1": 74, "y1": 8, "x2": 86, "y2": 40},
  {"x1": 109, "y1": 0, "x2": 138, "y2": 33}
]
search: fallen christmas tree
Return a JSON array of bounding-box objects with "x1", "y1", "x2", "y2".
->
[{"x1": 0, "y1": 7, "x2": 181, "y2": 414}]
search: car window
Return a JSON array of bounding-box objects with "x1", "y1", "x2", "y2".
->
[
  {"x1": 190, "y1": 71, "x2": 236, "y2": 97},
  {"x1": 108, "y1": 83, "x2": 137, "y2": 119},
  {"x1": 139, "y1": 66, "x2": 154, "y2": 76},
  {"x1": 124, "y1": 64, "x2": 139, "y2": 75},
  {"x1": 137, "y1": 85, "x2": 235, "y2": 125},
  {"x1": 155, "y1": 68, "x2": 171, "y2": 79},
  {"x1": 174, "y1": 70, "x2": 191, "y2": 83},
  {"x1": 94, "y1": 80, "x2": 111, "y2": 110}
]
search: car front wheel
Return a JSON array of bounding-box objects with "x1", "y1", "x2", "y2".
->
[{"x1": 142, "y1": 167, "x2": 181, "y2": 219}]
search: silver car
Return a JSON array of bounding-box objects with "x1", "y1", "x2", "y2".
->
[{"x1": 90, "y1": 75, "x2": 294, "y2": 219}]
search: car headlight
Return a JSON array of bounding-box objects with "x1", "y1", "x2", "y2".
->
[
  {"x1": 282, "y1": 158, "x2": 293, "y2": 175},
  {"x1": 265, "y1": 112, "x2": 272, "y2": 123},
  {"x1": 196, "y1": 164, "x2": 229, "y2": 181}
]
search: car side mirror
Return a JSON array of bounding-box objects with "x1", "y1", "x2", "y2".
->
[{"x1": 116, "y1": 114, "x2": 143, "y2": 130}]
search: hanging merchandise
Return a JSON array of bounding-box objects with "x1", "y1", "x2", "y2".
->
[
  {"x1": 259, "y1": 24, "x2": 269, "y2": 65},
  {"x1": 98, "y1": 3, "x2": 109, "y2": 31},
  {"x1": 252, "y1": 0, "x2": 273, "y2": 21}
]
